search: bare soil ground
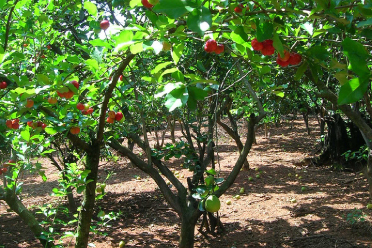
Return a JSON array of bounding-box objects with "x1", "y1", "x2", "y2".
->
[{"x1": 1, "y1": 118, "x2": 372, "y2": 248}]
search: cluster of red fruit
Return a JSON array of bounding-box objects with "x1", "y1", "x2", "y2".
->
[
  {"x1": 57, "y1": 80, "x2": 79, "y2": 99},
  {"x1": 251, "y1": 38, "x2": 302, "y2": 67},
  {"x1": 107, "y1": 110, "x2": 123, "y2": 124},
  {"x1": 76, "y1": 103, "x2": 94, "y2": 115},
  {"x1": 0, "y1": 159, "x2": 14, "y2": 175},
  {"x1": 27, "y1": 120, "x2": 47, "y2": 129},
  {"x1": 204, "y1": 39, "x2": 225, "y2": 54},
  {"x1": 0, "y1": 81, "x2": 7, "y2": 89},
  {"x1": 6, "y1": 118, "x2": 20, "y2": 129},
  {"x1": 25, "y1": 99, "x2": 34, "y2": 108}
]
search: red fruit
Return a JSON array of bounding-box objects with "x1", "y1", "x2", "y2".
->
[
  {"x1": 288, "y1": 53, "x2": 302, "y2": 65},
  {"x1": 251, "y1": 38, "x2": 263, "y2": 51},
  {"x1": 1, "y1": 167, "x2": 8, "y2": 174},
  {"x1": 214, "y1": 44, "x2": 225, "y2": 54},
  {"x1": 261, "y1": 45, "x2": 275, "y2": 56},
  {"x1": 70, "y1": 126, "x2": 80, "y2": 135},
  {"x1": 41, "y1": 54, "x2": 46, "y2": 59},
  {"x1": 27, "y1": 121, "x2": 33, "y2": 127},
  {"x1": 25, "y1": 99, "x2": 34, "y2": 108},
  {"x1": 6, "y1": 120, "x2": 12, "y2": 128},
  {"x1": 23, "y1": 44, "x2": 28, "y2": 47},
  {"x1": 5, "y1": 159, "x2": 15, "y2": 167},
  {"x1": 77, "y1": 103, "x2": 85, "y2": 111},
  {"x1": 12, "y1": 122, "x2": 19, "y2": 129},
  {"x1": 115, "y1": 112, "x2": 124, "y2": 121},
  {"x1": 41, "y1": 123, "x2": 47, "y2": 129},
  {"x1": 70, "y1": 80, "x2": 79, "y2": 89},
  {"x1": 48, "y1": 97, "x2": 57, "y2": 104},
  {"x1": 204, "y1": 39, "x2": 217, "y2": 53},
  {"x1": 57, "y1": 91, "x2": 64, "y2": 98},
  {"x1": 262, "y1": 39, "x2": 273, "y2": 47},
  {"x1": 0, "y1": 81, "x2": 7, "y2": 89},
  {"x1": 278, "y1": 50, "x2": 290, "y2": 62},
  {"x1": 106, "y1": 117, "x2": 115, "y2": 124},
  {"x1": 141, "y1": 0, "x2": 154, "y2": 8},
  {"x1": 47, "y1": 45, "x2": 51, "y2": 50},
  {"x1": 119, "y1": 75, "x2": 123, "y2": 81},
  {"x1": 100, "y1": 20, "x2": 110, "y2": 30},
  {"x1": 64, "y1": 90, "x2": 74, "y2": 99},
  {"x1": 81, "y1": 110, "x2": 88, "y2": 115},
  {"x1": 86, "y1": 107, "x2": 94, "y2": 115},
  {"x1": 13, "y1": 118, "x2": 19, "y2": 123},
  {"x1": 234, "y1": 4, "x2": 244, "y2": 13},
  {"x1": 276, "y1": 57, "x2": 290, "y2": 67},
  {"x1": 108, "y1": 111, "x2": 116, "y2": 119}
]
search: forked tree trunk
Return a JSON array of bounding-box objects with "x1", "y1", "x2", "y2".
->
[{"x1": 75, "y1": 146, "x2": 100, "y2": 248}]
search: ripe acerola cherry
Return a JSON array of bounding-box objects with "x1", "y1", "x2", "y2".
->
[
  {"x1": 12, "y1": 122, "x2": 20, "y2": 129},
  {"x1": 278, "y1": 50, "x2": 290, "y2": 62},
  {"x1": 41, "y1": 123, "x2": 47, "y2": 129},
  {"x1": 214, "y1": 44, "x2": 225, "y2": 55},
  {"x1": 64, "y1": 90, "x2": 74, "y2": 99},
  {"x1": 234, "y1": 4, "x2": 244, "y2": 13},
  {"x1": 108, "y1": 111, "x2": 116, "y2": 119},
  {"x1": 141, "y1": 0, "x2": 154, "y2": 8},
  {"x1": 251, "y1": 38, "x2": 263, "y2": 51},
  {"x1": 77, "y1": 103, "x2": 85, "y2": 111},
  {"x1": 119, "y1": 75, "x2": 124, "y2": 81},
  {"x1": 115, "y1": 112, "x2": 124, "y2": 121},
  {"x1": 70, "y1": 80, "x2": 79, "y2": 89},
  {"x1": 0, "y1": 81, "x2": 7, "y2": 89},
  {"x1": 106, "y1": 117, "x2": 115, "y2": 124},
  {"x1": 261, "y1": 40, "x2": 275, "y2": 56},
  {"x1": 25, "y1": 99, "x2": 34, "y2": 108},
  {"x1": 6, "y1": 120, "x2": 12, "y2": 128},
  {"x1": 1, "y1": 167, "x2": 8, "y2": 174},
  {"x1": 288, "y1": 53, "x2": 302, "y2": 65},
  {"x1": 276, "y1": 57, "x2": 290, "y2": 67},
  {"x1": 100, "y1": 20, "x2": 110, "y2": 30},
  {"x1": 204, "y1": 39, "x2": 217, "y2": 53},
  {"x1": 70, "y1": 126, "x2": 80, "y2": 135},
  {"x1": 48, "y1": 97, "x2": 57, "y2": 104},
  {"x1": 86, "y1": 107, "x2": 94, "y2": 115},
  {"x1": 47, "y1": 45, "x2": 51, "y2": 50}
]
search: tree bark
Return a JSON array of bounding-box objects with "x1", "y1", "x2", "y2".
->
[
  {"x1": 75, "y1": 145, "x2": 100, "y2": 248},
  {"x1": 368, "y1": 149, "x2": 372, "y2": 199},
  {"x1": 4, "y1": 188, "x2": 54, "y2": 247},
  {"x1": 179, "y1": 209, "x2": 199, "y2": 248}
]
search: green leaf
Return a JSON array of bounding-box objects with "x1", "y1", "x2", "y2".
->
[
  {"x1": 153, "y1": 0, "x2": 188, "y2": 19},
  {"x1": 36, "y1": 74, "x2": 50, "y2": 85},
  {"x1": 273, "y1": 91, "x2": 285, "y2": 97},
  {"x1": 151, "y1": 61, "x2": 173, "y2": 74},
  {"x1": 307, "y1": 46, "x2": 330, "y2": 62},
  {"x1": 256, "y1": 21, "x2": 273, "y2": 42},
  {"x1": 172, "y1": 43, "x2": 184, "y2": 64},
  {"x1": 342, "y1": 38, "x2": 370, "y2": 78},
  {"x1": 357, "y1": 18, "x2": 372, "y2": 28},
  {"x1": 21, "y1": 130, "x2": 30, "y2": 142},
  {"x1": 206, "y1": 168, "x2": 217, "y2": 175},
  {"x1": 85, "y1": 59, "x2": 99, "y2": 70},
  {"x1": 130, "y1": 42, "x2": 143, "y2": 54},
  {"x1": 165, "y1": 86, "x2": 188, "y2": 111},
  {"x1": 338, "y1": 77, "x2": 369, "y2": 105},
  {"x1": 231, "y1": 26, "x2": 248, "y2": 45},
  {"x1": 89, "y1": 39, "x2": 113, "y2": 49},
  {"x1": 295, "y1": 61, "x2": 308, "y2": 81},
  {"x1": 187, "y1": 6, "x2": 211, "y2": 36},
  {"x1": 84, "y1": 1, "x2": 98, "y2": 17},
  {"x1": 45, "y1": 127, "x2": 58, "y2": 135},
  {"x1": 272, "y1": 33, "x2": 284, "y2": 58}
]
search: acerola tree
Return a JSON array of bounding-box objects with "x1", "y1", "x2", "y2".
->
[{"x1": 1, "y1": 0, "x2": 372, "y2": 248}]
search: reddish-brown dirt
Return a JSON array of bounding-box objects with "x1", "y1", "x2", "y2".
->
[{"x1": 1, "y1": 118, "x2": 371, "y2": 248}]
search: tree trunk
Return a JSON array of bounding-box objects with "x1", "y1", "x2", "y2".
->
[
  {"x1": 179, "y1": 210, "x2": 199, "y2": 248},
  {"x1": 368, "y1": 149, "x2": 372, "y2": 199},
  {"x1": 5, "y1": 188, "x2": 54, "y2": 247},
  {"x1": 303, "y1": 112, "x2": 310, "y2": 135},
  {"x1": 75, "y1": 146, "x2": 100, "y2": 248}
]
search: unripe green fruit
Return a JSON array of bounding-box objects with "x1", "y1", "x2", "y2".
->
[{"x1": 205, "y1": 195, "x2": 220, "y2": 212}]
